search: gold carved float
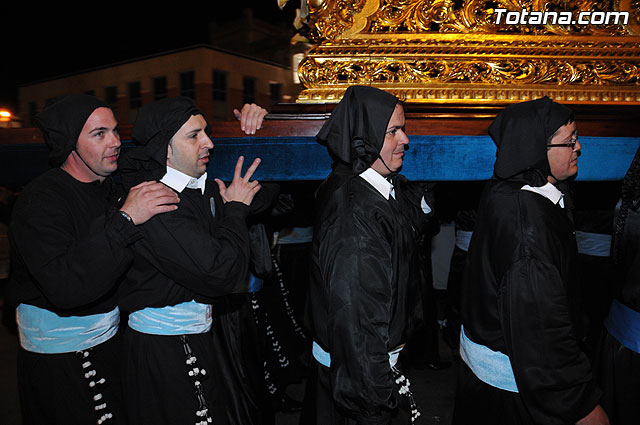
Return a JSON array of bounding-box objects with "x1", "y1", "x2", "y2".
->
[{"x1": 296, "y1": 0, "x2": 640, "y2": 104}]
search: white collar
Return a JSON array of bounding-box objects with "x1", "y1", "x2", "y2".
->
[
  {"x1": 521, "y1": 182, "x2": 564, "y2": 208},
  {"x1": 160, "y1": 167, "x2": 207, "y2": 194},
  {"x1": 359, "y1": 168, "x2": 395, "y2": 200}
]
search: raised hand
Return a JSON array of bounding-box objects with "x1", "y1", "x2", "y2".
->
[
  {"x1": 214, "y1": 156, "x2": 262, "y2": 206},
  {"x1": 233, "y1": 103, "x2": 268, "y2": 135},
  {"x1": 120, "y1": 181, "x2": 180, "y2": 225}
]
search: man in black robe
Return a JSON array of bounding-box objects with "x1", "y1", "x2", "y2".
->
[
  {"x1": 301, "y1": 85, "x2": 432, "y2": 425},
  {"x1": 8, "y1": 93, "x2": 179, "y2": 425},
  {"x1": 117, "y1": 96, "x2": 276, "y2": 425},
  {"x1": 452, "y1": 96, "x2": 609, "y2": 425},
  {"x1": 595, "y1": 145, "x2": 640, "y2": 425}
]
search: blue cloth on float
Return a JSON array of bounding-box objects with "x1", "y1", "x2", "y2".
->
[
  {"x1": 605, "y1": 299, "x2": 640, "y2": 354},
  {"x1": 575, "y1": 231, "x2": 611, "y2": 257},
  {"x1": 312, "y1": 341, "x2": 403, "y2": 368},
  {"x1": 459, "y1": 325, "x2": 519, "y2": 393},
  {"x1": 16, "y1": 303, "x2": 119, "y2": 354},
  {"x1": 455, "y1": 230, "x2": 473, "y2": 252},
  {"x1": 128, "y1": 300, "x2": 212, "y2": 335}
]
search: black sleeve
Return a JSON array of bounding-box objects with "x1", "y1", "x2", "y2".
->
[
  {"x1": 10, "y1": 192, "x2": 140, "y2": 310},
  {"x1": 320, "y1": 207, "x2": 398, "y2": 422},
  {"x1": 248, "y1": 181, "x2": 280, "y2": 215},
  {"x1": 133, "y1": 200, "x2": 252, "y2": 297},
  {"x1": 398, "y1": 180, "x2": 435, "y2": 236},
  {"x1": 500, "y1": 257, "x2": 602, "y2": 424}
]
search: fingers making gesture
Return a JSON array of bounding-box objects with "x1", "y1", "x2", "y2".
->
[{"x1": 215, "y1": 156, "x2": 262, "y2": 206}]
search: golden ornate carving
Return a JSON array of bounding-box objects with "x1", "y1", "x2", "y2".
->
[
  {"x1": 299, "y1": 57, "x2": 639, "y2": 86},
  {"x1": 307, "y1": 0, "x2": 638, "y2": 37},
  {"x1": 297, "y1": 0, "x2": 640, "y2": 104}
]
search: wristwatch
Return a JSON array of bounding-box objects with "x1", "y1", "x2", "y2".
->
[{"x1": 119, "y1": 210, "x2": 134, "y2": 224}]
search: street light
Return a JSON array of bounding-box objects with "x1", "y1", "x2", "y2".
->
[{"x1": 0, "y1": 109, "x2": 21, "y2": 128}]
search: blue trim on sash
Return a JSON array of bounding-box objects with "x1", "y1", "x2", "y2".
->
[
  {"x1": 128, "y1": 301, "x2": 212, "y2": 335},
  {"x1": 276, "y1": 227, "x2": 313, "y2": 245},
  {"x1": 576, "y1": 231, "x2": 611, "y2": 257},
  {"x1": 312, "y1": 341, "x2": 403, "y2": 368},
  {"x1": 455, "y1": 230, "x2": 473, "y2": 252},
  {"x1": 605, "y1": 300, "x2": 640, "y2": 354},
  {"x1": 459, "y1": 326, "x2": 519, "y2": 393},
  {"x1": 16, "y1": 304, "x2": 119, "y2": 354},
  {"x1": 248, "y1": 274, "x2": 264, "y2": 293}
]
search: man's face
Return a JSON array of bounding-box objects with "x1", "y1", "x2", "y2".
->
[
  {"x1": 75, "y1": 107, "x2": 120, "y2": 179},
  {"x1": 167, "y1": 114, "x2": 213, "y2": 178},
  {"x1": 547, "y1": 121, "x2": 580, "y2": 183},
  {"x1": 371, "y1": 104, "x2": 408, "y2": 177}
]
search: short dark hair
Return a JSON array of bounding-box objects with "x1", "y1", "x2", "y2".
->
[{"x1": 546, "y1": 114, "x2": 575, "y2": 145}]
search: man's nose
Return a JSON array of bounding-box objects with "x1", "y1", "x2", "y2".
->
[
  {"x1": 110, "y1": 131, "x2": 121, "y2": 148},
  {"x1": 204, "y1": 134, "x2": 214, "y2": 149},
  {"x1": 400, "y1": 133, "x2": 409, "y2": 149}
]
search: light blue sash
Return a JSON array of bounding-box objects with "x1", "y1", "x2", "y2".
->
[
  {"x1": 575, "y1": 231, "x2": 611, "y2": 257},
  {"x1": 16, "y1": 304, "x2": 119, "y2": 354},
  {"x1": 459, "y1": 326, "x2": 519, "y2": 393},
  {"x1": 605, "y1": 299, "x2": 640, "y2": 354},
  {"x1": 455, "y1": 230, "x2": 473, "y2": 252},
  {"x1": 248, "y1": 274, "x2": 264, "y2": 293},
  {"x1": 312, "y1": 341, "x2": 403, "y2": 368},
  {"x1": 128, "y1": 300, "x2": 212, "y2": 335},
  {"x1": 276, "y1": 226, "x2": 313, "y2": 244}
]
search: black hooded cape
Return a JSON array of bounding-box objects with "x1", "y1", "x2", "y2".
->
[
  {"x1": 595, "y1": 144, "x2": 640, "y2": 424},
  {"x1": 117, "y1": 97, "x2": 278, "y2": 425},
  {"x1": 8, "y1": 93, "x2": 137, "y2": 424},
  {"x1": 453, "y1": 97, "x2": 602, "y2": 425},
  {"x1": 301, "y1": 86, "x2": 429, "y2": 425}
]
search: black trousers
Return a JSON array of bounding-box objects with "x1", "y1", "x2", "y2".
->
[
  {"x1": 300, "y1": 361, "x2": 412, "y2": 425},
  {"x1": 18, "y1": 333, "x2": 125, "y2": 425},
  {"x1": 123, "y1": 328, "x2": 221, "y2": 425},
  {"x1": 452, "y1": 361, "x2": 534, "y2": 425},
  {"x1": 595, "y1": 329, "x2": 640, "y2": 425}
]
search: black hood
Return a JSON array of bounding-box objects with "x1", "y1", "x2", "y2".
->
[
  {"x1": 489, "y1": 96, "x2": 573, "y2": 186},
  {"x1": 118, "y1": 96, "x2": 204, "y2": 190},
  {"x1": 34, "y1": 94, "x2": 110, "y2": 167},
  {"x1": 316, "y1": 85, "x2": 399, "y2": 175}
]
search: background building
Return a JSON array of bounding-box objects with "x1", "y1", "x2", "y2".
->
[
  {"x1": 17, "y1": 9, "x2": 305, "y2": 127},
  {"x1": 19, "y1": 45, "x2": 299, "y2": 127}
]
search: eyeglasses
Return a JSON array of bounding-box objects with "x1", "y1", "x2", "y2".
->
[{"x1": 546, "y1": 132, "x2": 578, "y2": 149}]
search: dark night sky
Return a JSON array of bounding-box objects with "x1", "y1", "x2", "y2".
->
[{"x1": 1, "y1": 2, "x2": 298, "y2": 111}]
